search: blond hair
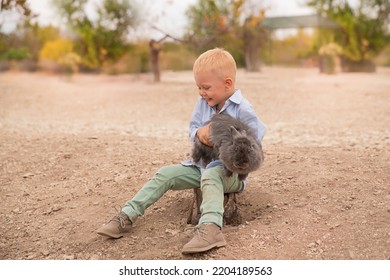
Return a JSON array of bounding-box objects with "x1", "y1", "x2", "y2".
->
[{"x1": 193, "y1": 48, "x2": 237, "y2": 82}]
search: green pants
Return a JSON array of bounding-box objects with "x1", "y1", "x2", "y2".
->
[{"x1": 122, "y1": 164, "x2": 243, "y2": 228}]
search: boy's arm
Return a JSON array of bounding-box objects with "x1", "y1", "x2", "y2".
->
[
  {"x1": 238, "y1": 104, "x2": 266, "y2": 143},
  {"x1": 189, "y1": 98, "x2": 213, "y2": 146},
  {"x1": 196, "y1": 124, "x2": 213, "y2": 147}
]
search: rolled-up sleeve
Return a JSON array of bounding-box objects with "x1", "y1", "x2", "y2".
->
[
  {"x1": 238, "y1": 102, "x2": 266, "y2": 143},
  {"x1": 189, "y1": 99, "x2": 204, "y2": 142}
]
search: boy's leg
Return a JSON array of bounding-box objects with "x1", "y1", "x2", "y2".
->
[
  {"x1": 199, "y1": 165, "x2": 243, "y2": 227},
  {"x1": 122, "y1": 164, "x2": 201, "y2": 223},
  {"x1": 97, "y1": 164, "x2": 201, "y2": 238},
  {"x1": 182, "y1": 165, "x2": 243, "y2": 254}
]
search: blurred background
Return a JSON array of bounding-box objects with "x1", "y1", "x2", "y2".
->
[{"x1": 0, "y1": 0, "x2": 389, "y2": 77}]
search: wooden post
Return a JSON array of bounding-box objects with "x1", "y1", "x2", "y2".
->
[
  {"x1": 187, "y1": 189, "x2": 242, "y2": 226},
  {"x1": 148, "y1": 35, "x2": 168, "y2": 83}
]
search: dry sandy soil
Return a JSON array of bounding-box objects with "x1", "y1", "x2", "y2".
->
[{"x1": 0, "y1": 67, "x2": 389, "y2": 260}]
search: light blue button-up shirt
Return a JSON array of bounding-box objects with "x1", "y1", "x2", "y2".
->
[
  {"x1": 182, "y1": 89, "x2": 266, "y2": 181},
  {"x1": 189, "y1": 89, "x2": 266, "y2": 143}
]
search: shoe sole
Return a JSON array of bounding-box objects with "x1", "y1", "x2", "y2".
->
[
  {"x1": 96, "y1": 230, "x2": 123, "y2": 239},
  {"x1": 182, "y1": 240, "x2": 227, "y2": 254}
]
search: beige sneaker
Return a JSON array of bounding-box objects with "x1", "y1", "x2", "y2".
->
[
  {"x1": 182, "y1": 223, "x2": 227, "y2": 254},
  {"x1": 96, "y1": 211, "x2": 132, "y2": 239}
]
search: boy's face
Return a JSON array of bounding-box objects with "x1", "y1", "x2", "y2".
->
[{"x1": 194, "y1": 71, "x2": 233, "y2": 109}]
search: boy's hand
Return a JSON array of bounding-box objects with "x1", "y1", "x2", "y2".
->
[{"x1": 197, "y1": 124, "x2": 213, "y2": 147}]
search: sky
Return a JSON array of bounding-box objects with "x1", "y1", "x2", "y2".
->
[{"x1": 4, "y1": 0, "x2": 316, "y2": 38}]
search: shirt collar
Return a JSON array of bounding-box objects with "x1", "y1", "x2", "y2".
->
[
  {"x1": 216, "y1": 89, "x2": 243, "y2": 113},
  {"x1": 228, "y1": 89, "x2": 243, "y2": 104}
]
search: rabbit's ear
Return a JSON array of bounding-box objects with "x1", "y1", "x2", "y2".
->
[{"x1": 230, "y1": 126, "x2": 239, "y2": 137}]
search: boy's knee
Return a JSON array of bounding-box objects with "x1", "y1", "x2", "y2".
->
[
  {"x1": 155, "y1": 164, "x2": 184, "y2": 185},
  {"x1": 201, "y1": 167, "x2": 224, "y2": 188},
  {"x1": 156, "y1": 164, "x2": 179, "y2": 177},
  {"x1": 202, "y1": 166, "x2": 224, "y2": 180},
  {"x1": 202, "y1": 166, "x2": 242, "y2": 193},
  {"x1": 156, "y1": 165, "x2": 171, "y2": 175}
]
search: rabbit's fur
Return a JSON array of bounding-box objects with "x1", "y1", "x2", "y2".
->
[{"x1": 192, "y1": 114, "x2": 264, "y2": 180}]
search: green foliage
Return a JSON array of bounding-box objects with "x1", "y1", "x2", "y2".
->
[
  {"x1": 185, "y1": 0, "x2": 232, "y2": 53},
  {"x1": 21, "y1": 22, "x2": 61, "y2": 62},
  {"x1": 101, "y1": 41, "x2": 149, "y2": 75},
  {"x1": 0, "y1": 20, "x2": 61, "y2": 70},
  {"x1": 306, "y1": 0, "x2": 390, "y2": 61},
  {"x1": 319, "y1": 42, "x2": 342, "y2": 56},
  {"x1": 1, "y1": 47, "x2": 30, "y2": 60},
  {"x1": 53, "y1": 0, "x2": 139, "y2": 70},
  {"x1": 374, "y1": 43, "x2": 390, "y2": 66},
  {"x1": 184, "y1": 0, "x2": 269, "y2": 70},
  {"x1": 270, "y1": 31, "x2": 315, "y2": 66}
]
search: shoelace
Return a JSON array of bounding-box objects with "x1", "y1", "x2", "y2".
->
[
  {"x1": 109, "y1": 207, "x2": 127, "y2": 229},
  {"x1": 194, "y1": 225, "x2": 208, "y2": 241}
]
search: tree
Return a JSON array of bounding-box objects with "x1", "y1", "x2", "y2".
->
[
  {"x1": 0, "y1": 0, "x2": 33, "y2": 34},
  {"x1": 149, "y1": 36, "x2": 168, "y2": 82},
  {"x1": 53, "y1": 0, "x2": 139, "y2": 70},
  {"x1": 21, "y1": 22, "x2": 61, "y2": 62},
  {"x1": 230, "y1": 0, "x2": 268, "y2": 71},
  {"x1": 185, "y1": 0, "x2": 268, "y2": 71},
  {"x1": 0, "y1": 0, "x2": 32, "y2": 16},
  {"x1": 242, "y1": 12, "x2": 267, "y2": 71},
  {"x1": 0, "y1": 0, "x2": 32, "y2": 47},
  {"x1": 306, "y1": 0, "x2": 390, "y2": 65},
  {"x1": 0, "y1": 1, "x2": 60, "y2": 71},
  {"x1": 185, "y1": 0, "x2": 232, "y2": 53}
]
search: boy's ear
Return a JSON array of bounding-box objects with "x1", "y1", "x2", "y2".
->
[{"x1": 224, "y1": 77, "x2": 233, "y2": 89}]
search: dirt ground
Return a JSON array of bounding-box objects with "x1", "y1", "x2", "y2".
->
[{"x1": 0, "y1": 67, "x2": 389, "y2": 260}]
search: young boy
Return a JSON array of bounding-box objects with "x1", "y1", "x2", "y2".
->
[{"x1": 97, "y1": 48, "x2": 266, "y2": 254}]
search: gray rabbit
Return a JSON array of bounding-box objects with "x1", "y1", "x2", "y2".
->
[{"x1": 192, "y1": 114, "x2": 264, "y2": 181}]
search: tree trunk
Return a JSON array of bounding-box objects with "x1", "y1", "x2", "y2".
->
[
  {"x1": 149, "y1": 39, "x2": 161, "y2": 82},
  {"x1": 243, "y1": 18, "x2": 267, "y2": 72},
  {"x1": 187, "y1": 189, "x2": 242, "y2": 226}
]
